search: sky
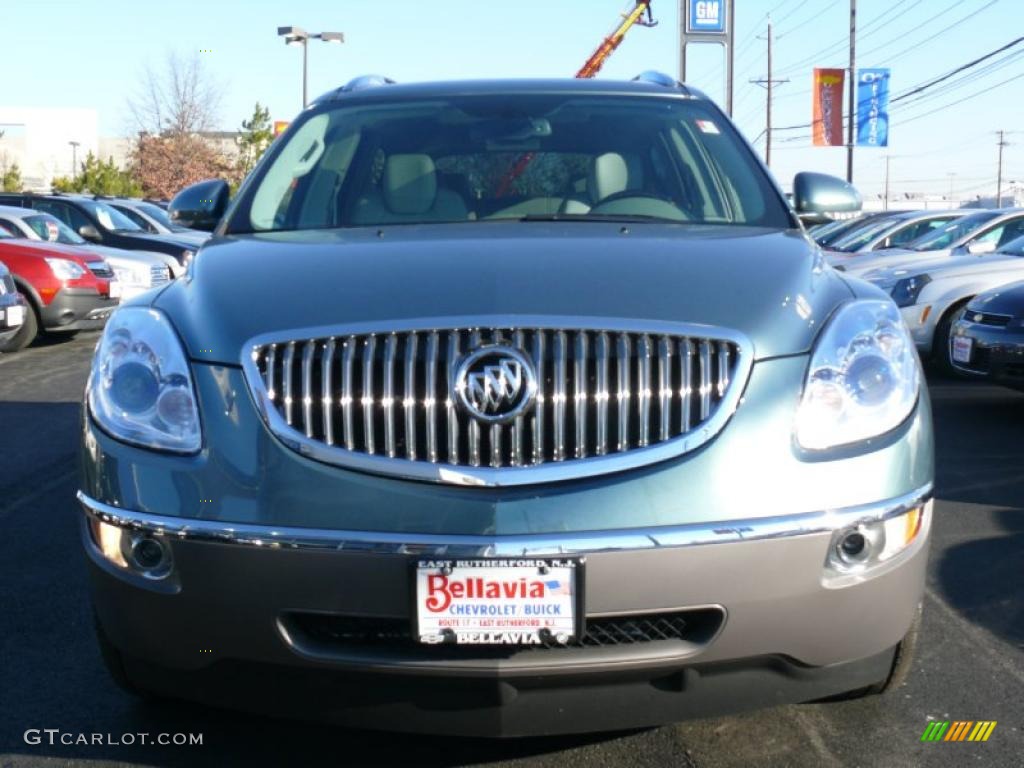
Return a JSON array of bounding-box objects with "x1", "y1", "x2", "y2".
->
[{"x1": 1, "y1": 0, "x2": 1021, "y2": 201}]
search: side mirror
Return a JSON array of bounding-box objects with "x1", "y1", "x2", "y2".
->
[
  {"x1": 78, "y1": 224, "x2": 102, "y2": 242},
  {"x1": 792, "y1": 172, "x2": 862, "y2": 226},
  {"x1": 168, "y1": 179, "x2": 230, "y2": 232},
  {"x1": 966, "y1": 241, "x2": 996, "y2": 255}
]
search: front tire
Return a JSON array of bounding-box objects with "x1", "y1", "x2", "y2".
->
[
  {"x1": 932, "y1": 301, "x2": 970, "y2": 376},
  {"x1": 0, "y1": 302, "x2": 38, "y2": 353}
]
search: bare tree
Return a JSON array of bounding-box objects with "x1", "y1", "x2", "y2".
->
[{"x1": 129, "y1": 52, "x2": 222, "y2": 137}]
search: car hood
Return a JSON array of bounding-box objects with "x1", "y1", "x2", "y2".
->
[
  {"x1": 861, "y1": 252, "x2": 1024, "y2": 285},
  {"x1": 117, "y1": 231, "x2": 197, "y2": 251},
  {"x1": 847, "y1": 247, "x2": 954, "y2": 277},
  {"x1": 0, "y1": 238, "x2": 104, "y2": 264},
  {"x1": 152, "y1": 223, "x2": 852, "y2": 364},
  {"x1": 969, "y1": 278, "x2": 1024, "y2": 316},
  {"x1": 87, "y1": 243, "x2": 178, "y2": 269}
]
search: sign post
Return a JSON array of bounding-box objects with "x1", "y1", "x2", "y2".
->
[{"x1": 680, "y1": 0, "x2": 736, "y2": 115}]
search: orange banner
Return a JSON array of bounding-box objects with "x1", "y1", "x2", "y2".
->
[{"x1": 812, "y1": 68, "x2": 845, "y2": 147}]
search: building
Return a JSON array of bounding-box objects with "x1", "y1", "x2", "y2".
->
[{"x1": 0, "y1": 107, "x2": 99, "y2": 190}]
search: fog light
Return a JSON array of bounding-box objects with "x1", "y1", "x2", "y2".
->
[
  {"x1": 127, "y1": 535, "x2": 172, "y2": 578},
  {"x1": 825, "y1": 500, "x2": 931, "y2": 580},
  {"x1": 834, "y1": 526, "x2": 877, "y2": 567}
]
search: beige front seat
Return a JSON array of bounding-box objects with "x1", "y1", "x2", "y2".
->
[{"x1": 351, "y1": 154, "x2": 468, "y2": 224}]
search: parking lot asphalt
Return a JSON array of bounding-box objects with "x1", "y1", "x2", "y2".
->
[{"x1": 0, "y1": 333, "x2": 1021, "y2": 768}]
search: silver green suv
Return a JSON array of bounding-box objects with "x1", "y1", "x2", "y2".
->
[{"x1": 79, "y1": 74, "x2": 933, "y2": 737}]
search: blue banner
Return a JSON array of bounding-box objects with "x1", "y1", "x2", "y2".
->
[{"x1": 856, "y1": 68, "x2": 891, "y2": 147}]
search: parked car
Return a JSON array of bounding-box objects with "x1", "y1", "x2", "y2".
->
[
  {"x1": 845, "y1": 208, "x2": 1024, "y2": 277},
  {"x1": 80, "y1": 74, "x2": 933, "y2": 737},
  {"x1": 105, "y1": 197, "x2": 208, "y2": 245},
  {"x1": 0, "y1": 193, "x2": 198, "y2": 272},
  {"x1": 0, "y1": 206, "x2": 175, "y2": 300},
  {"x1": 0, "y1": 228, "x2": 119, "y2": 351},
  {"x1": 810, "y1": 211, "x2": 892, "y2": 248},
  {"x1": 860, "y1": 232, "x2": 1024, "y2": 369},
  {"x1": 826, "y1": 210, "x2": 968, "y2": 267},
  {"x1": 950, "y1": 275, "x2": 1024, "y2": 389},
  {"x1": 0, "y1": 260, "x2": 27, "y2": 349}
]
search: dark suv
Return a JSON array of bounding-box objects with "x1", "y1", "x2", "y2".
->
[{"x1": 0, "y1": 194, "x2": 198, "y2": 270}]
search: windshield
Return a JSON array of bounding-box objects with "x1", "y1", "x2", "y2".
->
[
  {"x1": 79, "y1": 200, "x2": 144, "y2": 232},
  {"x1": 240, "y1": 94, "x2": 791, "y2": 233},
  {"x1": 24, "y1": 214, "x2": 87, "y2": 245},
  {"x1": 829, "y1": 215, "x2": 902, "y2": 252},
  {"x1": 135, "y1": 201, "x2": 180, "y2": 230},
  {"x1": 909, "y1": 211, "x2": 1000, "y2": 251},
  {"x1": 998, "y1": 233, "x2": 1024, "y2": 257}
]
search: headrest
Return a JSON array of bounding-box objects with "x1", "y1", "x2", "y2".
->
[
  {"x1": 384, "y1": 154, "x2": 437, "y2": 214},
  {"x1": 588, "y1": 152, "x2": 629, "y2": 202}
]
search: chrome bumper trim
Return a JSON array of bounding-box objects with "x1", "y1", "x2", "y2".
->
[{"x1": 77, "y1": 486, "x2": 933, "y2": 557}]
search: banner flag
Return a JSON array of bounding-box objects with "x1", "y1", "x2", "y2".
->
[
  {"x1": 856, "y1": 68, "x2": 891, "y2": 147},
  {"x1": 812, "y1": 68, "x2": 846, "y2": 147}
]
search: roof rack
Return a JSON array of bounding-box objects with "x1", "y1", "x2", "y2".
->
[
  {"x1": 632, "y1": 70, "x2": 684, "y2": 88},
  {"x1": 341, "y1": 74, "x2": 396, "y2": 92}
]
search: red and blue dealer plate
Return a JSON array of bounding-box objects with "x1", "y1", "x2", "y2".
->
[{"x1": 413, "y1": 558, "x2": 583, "y2": 645}]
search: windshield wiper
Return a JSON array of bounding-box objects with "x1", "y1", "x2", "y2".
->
[{"x1": 515, "y1": 213, "x2": 684, "y2": 224}]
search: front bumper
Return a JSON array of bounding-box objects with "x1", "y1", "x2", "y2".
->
[
  {"x1": 40, "y1": 287, "x2": 117, "y2": 332},
  {"x1": 899, "y1": 303, "x2": 937, "y2": 355},
  {"x1": 81, "y1": 487, "x2": 932, "y2": 735},
  {"x1": 950, "y1": 317, "x2": 1024, "y2": 390}
]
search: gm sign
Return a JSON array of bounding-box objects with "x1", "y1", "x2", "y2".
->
[{"x1": 687, "y1": 0, "x2": 727, "y2": 34}]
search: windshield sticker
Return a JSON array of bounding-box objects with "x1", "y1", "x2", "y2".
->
[
  {"x1": 45, "y1": 221, "x2": 59, "y2": 241},
  {"x1": 695, "y1": 119, "x2": 720, "y2": 134}
]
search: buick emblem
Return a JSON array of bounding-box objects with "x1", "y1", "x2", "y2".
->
[{"x1": 454, "y1": 345, "x2": 538, "y2": 423}]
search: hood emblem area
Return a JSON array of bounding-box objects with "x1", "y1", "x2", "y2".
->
[{"x1": 454, "y1": 345, "x2": 538, "y2": 424}]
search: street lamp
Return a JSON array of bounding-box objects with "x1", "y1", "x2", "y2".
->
[
  {"x1": 69, "y1": 141, "x2": 80, "y2": 180},
  {"x1": 277, "y1": 26, "x2": 345, "y2": 109}
]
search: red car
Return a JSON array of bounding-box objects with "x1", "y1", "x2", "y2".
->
[{"x1": 0, "y1": 227, "x2": 120, "y2": 352}]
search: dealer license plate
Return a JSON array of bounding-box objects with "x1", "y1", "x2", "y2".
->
[
  {"x1": 4, "y1": 305, "x2": 24, "y2": 327},
  {"x1": 108, "y1": 280, "x2": 123, "y2": 299},
  {"x1": 952, "y1": 336, "x2": 973, "y2": 363},
  {"x1": 414, "y1": 558, "x2": 581, "y2": 645}
]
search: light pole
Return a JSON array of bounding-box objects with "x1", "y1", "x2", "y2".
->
[
  {"x1": 69, "y1": 141, "x2": 80, "y2": 179},
  {"x1": 277, "y1": 26, "x2": 344, "y2": 109}
]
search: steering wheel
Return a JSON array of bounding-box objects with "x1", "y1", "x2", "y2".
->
[{"x1": 590, "y1": 191, "x2": 690, "y2": 220}]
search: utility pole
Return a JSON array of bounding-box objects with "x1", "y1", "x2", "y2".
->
[
  {"x1": 996, "y1": 130, "x2": 1008, "y2": 207},
  {"x1": 846, "y1": 0, "x2": 856, "y2": 183},
  {"x1": 883, "y1": 155, "x2": 890, "y2": 211},
  {"x1": 749, "y1": 17, "x2": 788, "y2": 167}
]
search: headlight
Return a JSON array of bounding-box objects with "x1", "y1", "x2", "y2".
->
[
  {"x1": 890, "y1": 274, "x2": 931, "y2": 308},
  {"x1": 87, "y1": 307, "x2": 201, "y2": 453},
  {"x1": 795, "y1": 300, "x2": 920, "y2": 450},
  {"x1": 181, "y1": 249, "x2": 195, "y2": 267},
  {"x1": 44, "y1": 257, "x2": 87, "y2": 280}
]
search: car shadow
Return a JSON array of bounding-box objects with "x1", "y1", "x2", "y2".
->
[{"x1": 926, "y1": 375, "x2": 1024, "y2": 649}]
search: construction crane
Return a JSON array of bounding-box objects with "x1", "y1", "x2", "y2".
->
[
  {"x1": 495, "y1": 1, "x2": 657, "y2": 197},
  {"x1": 577, "y1": 0, "x2": 657, "y2": 78}
]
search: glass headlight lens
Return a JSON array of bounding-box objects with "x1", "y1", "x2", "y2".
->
[
  {"x1": 44, "y1": 257, "x2": 87, "y2": 280},
  {"x1": 88, "y1": 307, "x2": 201, "y2": 453},
  {"x1": 890, "y1": 274, "x2": 931, "y2": 307},
  {"x1": 796, "y1": 300, "x2": 920, "y2": 450}
]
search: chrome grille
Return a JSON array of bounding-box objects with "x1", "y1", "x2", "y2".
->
[
  {"x1": 244, "y1": 319, "x2": 750, "y2": 486},
  {"x1": 151, "y1": 263, "x2": 171, "y2": 286},
  {"x1": 86, "y1": 261, "x2": 114, "y2": 279}
]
